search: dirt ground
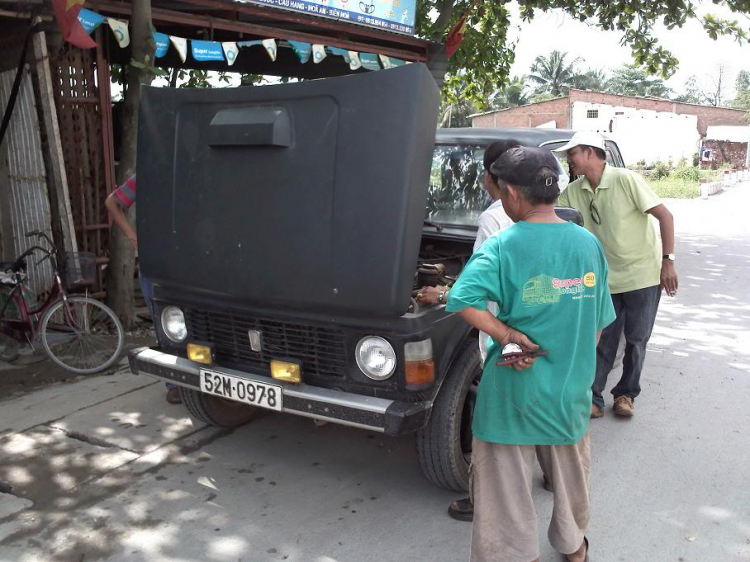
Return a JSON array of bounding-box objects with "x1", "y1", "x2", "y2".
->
[{"x1": 0, "y1": 324, "x2": 156, "y2": 398}]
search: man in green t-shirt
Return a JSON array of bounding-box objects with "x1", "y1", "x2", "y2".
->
[
  {"x1": 555, "y1": 132, "x2": 679, "y2": 418},
  {"x1": 447, "y1": 146, "x2": 615, "y2": 562}
]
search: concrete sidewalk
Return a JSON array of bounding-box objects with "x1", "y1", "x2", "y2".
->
[{"x1": 0, "y1": 183, "x2": 749, "y2": 562}]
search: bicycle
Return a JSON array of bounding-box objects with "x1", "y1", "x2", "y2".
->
[{"x1": 0, "y1": 230, "x2": 124, "y2": 374}]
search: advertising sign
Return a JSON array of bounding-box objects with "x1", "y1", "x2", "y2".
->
[{"x1": 249, "y1": 0, "x2": 417, "y2": 35}]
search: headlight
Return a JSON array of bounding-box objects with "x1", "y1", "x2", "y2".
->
[
  {"x1": 355, "y1": 336, "x2": 396, "y2": 380},
  {"x1": 161, "y1": 306, "x2": 187, "y2": 342}
]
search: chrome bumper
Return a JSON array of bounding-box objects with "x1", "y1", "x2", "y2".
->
[{"x1": 128, "y1": 347, "x2": 431, "y2": 435}]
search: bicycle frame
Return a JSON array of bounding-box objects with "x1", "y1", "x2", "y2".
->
[{"x1": 0, "y1": 253, "x2": 71, "y2": 348}]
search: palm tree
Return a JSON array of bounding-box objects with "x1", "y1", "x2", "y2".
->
[
  {"x1": 490, "y1": 75, "x2": 530, "y2": 109},
  {"x1": 528, "y1": 51, "x2": 583, "y2": 97},
  {"x1": 573, "y1": 68, "x2": 609, "y2": 92}
]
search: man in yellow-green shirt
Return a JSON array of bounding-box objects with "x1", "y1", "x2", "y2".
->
[{"x1": 555, "y1": 132, "x2": 679, "y2": 418}]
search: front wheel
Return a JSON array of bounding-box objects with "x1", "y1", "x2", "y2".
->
[
  {"x1": 40, "y1": 296, "x2": 125, "y2": 374},
  {"x1": 416, "y1": 341, "x2": 482, "y2": 492}
]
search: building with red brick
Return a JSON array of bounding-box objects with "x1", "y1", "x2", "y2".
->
[{"x1": 470, "y1": 89, "x2": 749, "y2": 166}]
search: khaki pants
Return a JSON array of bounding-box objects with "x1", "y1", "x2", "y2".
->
[{"x1": 470, "y1": 434, "x2": 591, "y2": 562}]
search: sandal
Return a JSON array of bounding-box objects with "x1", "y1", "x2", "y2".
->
[
  {"x1": 447, "y1": 497, "x2": 474, "y2": 522},
  {"x1": 564, "y1": 536, "x2": 589, "y2": 562}
]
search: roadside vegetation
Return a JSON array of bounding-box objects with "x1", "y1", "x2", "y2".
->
[{"x1": 631, "y1": 158, "x2": 725, "y2": 199}]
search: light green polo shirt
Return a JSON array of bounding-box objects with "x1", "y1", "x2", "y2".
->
[{"x1": 558, "y1": 164, "x2": 661, "y2": 294}]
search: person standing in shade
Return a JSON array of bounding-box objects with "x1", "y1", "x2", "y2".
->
[
  {"x1": 446, "y1": 146, "x2": 615, "y2": 562},
  {"x1": 555, "y1": 131, "x2": 678, "y2": 418},
  {"x1": 106, "y1": 175, "x2": 182, "y2": 404}
]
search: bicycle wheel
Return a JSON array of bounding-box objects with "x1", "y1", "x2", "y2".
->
[{"x1": 39, "y1": 296, "x2": 124, "y2": 374}]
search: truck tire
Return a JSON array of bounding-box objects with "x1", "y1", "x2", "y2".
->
[
  {"x1": 416, "y1": 342, "x2": 482, "y2": 491},
  {"x1": 179, "y1": 387, "x2": 264, "y2": 427}
]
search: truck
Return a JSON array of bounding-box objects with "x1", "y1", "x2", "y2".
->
[{"x1": 128, "y1": 63, "x2": 625, "y2": 491}]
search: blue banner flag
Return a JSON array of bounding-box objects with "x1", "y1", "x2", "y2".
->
[
  {"x1": 359, "y1": 53, "x2": 381, "y2": 71},
  {"x1": 288, "y1": 40, "x2": 312, "y2": 64},
  {"x1": 191, "y1": 40, "x2": 225, "y2": 62},
  {"x1": 153, "y1": 32, "x2": 170, "y2": 58},
  {"x1": 77, "y1": 9, "x2": 105, "y2": 34}
]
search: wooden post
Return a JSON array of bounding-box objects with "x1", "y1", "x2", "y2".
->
[{"x1": 29, "y1": 27, "x2": 78, "y2": 255}]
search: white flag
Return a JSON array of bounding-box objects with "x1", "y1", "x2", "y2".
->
[
  {"x1": 379, "y1": 54, "x2": 393, "y2": 69},
  {"x1": 348, "y1": 51, "x2": 362, "y2": 70},
  {"x1": 106, "y1": 18, "x2": 129, "y2": 48},
  {"x1": 222, "y1": 42, "x2": 239, "y2": 65},
  {"x1": 169, "y1": 36, "x2": 188, "y2": 63},
  {"x1": 262, "y1": 39, "x2": 277, "y2": 62},
  {"x1": 312, "y1": 44, "x2": 326, "y2": 64}
]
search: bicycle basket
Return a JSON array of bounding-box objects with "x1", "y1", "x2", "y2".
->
[{"x1": 64, "y1": 252, "x2": 97, "y2": 291}]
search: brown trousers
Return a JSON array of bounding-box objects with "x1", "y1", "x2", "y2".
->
[{"x1": 470, "y1": 434, "x2": 591, "y2": 562}]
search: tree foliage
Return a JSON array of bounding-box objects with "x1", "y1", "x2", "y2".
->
[
  {"x1": 423, "y1": 0, "x2": 749, "y2": 106},
  {"x1": 606, "y1": 64, "x2": 671, "y2": 97},
  {"x1": 528, "y1": 51, "x2": 582, "y2": 97}
]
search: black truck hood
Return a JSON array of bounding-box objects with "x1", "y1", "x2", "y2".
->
[{"x1": 137, "y1": 64, "x2": 439, "y2": 316}]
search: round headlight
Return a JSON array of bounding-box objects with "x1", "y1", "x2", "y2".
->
[
  {"x1": 355, "y1": 336, "x2": 396, "y2": 380},
  {"x1": 161, "y1": 306, "x2": 187, "y2": 342}
]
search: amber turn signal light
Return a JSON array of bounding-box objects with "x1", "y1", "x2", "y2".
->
[
  {"x1": 270, "y1": 360, "x2": 302, "y2": 383},
  {"x1": 187, "y1": 343, "x2": 213, "y2": 365},
  {"x1": 405, "y1": 359, "x2": 435, "y2": 385}
]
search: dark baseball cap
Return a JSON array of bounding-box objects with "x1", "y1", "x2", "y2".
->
[{"x1": 489, "y1": 146, "x2": 559, "y2": 188}]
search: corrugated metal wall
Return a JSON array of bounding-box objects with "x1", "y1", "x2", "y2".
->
[{"x1": 0, "y1": 68, "x2": 55, "y2": 298}]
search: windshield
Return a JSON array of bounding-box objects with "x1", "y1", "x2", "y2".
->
[{"x1": 426, "y1": 144, "x2": 570, "y2": 227}]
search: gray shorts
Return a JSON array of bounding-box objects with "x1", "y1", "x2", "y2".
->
[{"x1": 470, "y1": 434, "x2": 591, "y2": 562}]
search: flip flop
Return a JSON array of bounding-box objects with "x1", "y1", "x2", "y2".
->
[{"x1": 563, "y1": 536, "x2": 589, "y2": 562}]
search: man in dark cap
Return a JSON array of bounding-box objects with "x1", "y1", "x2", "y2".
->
[{"x1": 446, "y1": 146, "x2": 616, "y2": 562}]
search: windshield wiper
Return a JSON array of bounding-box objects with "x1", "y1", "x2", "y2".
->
[{"x1": 423, "y1": 219, "x2": 444, "y2": 231}]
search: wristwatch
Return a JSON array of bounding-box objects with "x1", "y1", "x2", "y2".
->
[
  {"x1": 662, "y1": 254, "x2": 675, "y2": 261},
  {"x1": 437, "y1": 290, "x2": 448, "y2": 304}
]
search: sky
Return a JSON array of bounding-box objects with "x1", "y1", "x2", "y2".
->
[{"x1": 505, "y1": 1, "x2": 750, "y2": 99}]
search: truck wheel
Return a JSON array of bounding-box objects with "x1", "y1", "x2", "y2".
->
[
  {"x1": 416, "y1": 342, "x2": 481, "y2": 492},
  {"x1": 179, "y1": 387, "x2": 264, "y2": 427}
]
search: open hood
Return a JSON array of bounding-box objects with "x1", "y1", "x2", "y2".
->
[{"x1": 137, "y1": 64, "x2": 439, "y2": 316}]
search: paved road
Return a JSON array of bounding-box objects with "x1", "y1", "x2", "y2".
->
[{"x1": 1, "y1": 182, "x2": 749, "y2": 562}]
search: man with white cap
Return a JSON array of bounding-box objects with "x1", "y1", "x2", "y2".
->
[{"x1": 554, "y1": 131, "x2": 678, "y2": 418}]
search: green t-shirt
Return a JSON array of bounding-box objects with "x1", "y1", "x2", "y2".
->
[
  {"x1": 558, "y1": 164, "x2": 662, "y2": 294},
  {"x1": 446, "y1": 222, "x2": 615, "y2": 446}
]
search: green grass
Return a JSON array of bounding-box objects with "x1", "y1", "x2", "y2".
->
[{"x1": 648, "y1": 178, "x2": 701, "y2": 199}]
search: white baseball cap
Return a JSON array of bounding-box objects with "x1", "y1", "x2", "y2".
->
[{"x1": 553, "y1": 131, "x2": 606, "y2": 154}]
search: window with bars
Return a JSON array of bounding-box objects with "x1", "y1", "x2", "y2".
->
[{"x1": 586, "y1": 109, "x2": 599, "y2": 119}]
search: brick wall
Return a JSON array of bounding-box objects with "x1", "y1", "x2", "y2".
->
[
  {"x1": 472, "y1": 90, "x2": 749, "y2": 136},
  {"x1": 471, "y1": 98, "x2": 570, "y2": 129},
  {"x1": 569, "y1": 90, "x2": 748, "y2": 136},
  {"x1": 702, "y1": 140, "x2": 748, "y2": 169}
]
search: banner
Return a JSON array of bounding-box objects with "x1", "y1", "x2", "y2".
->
[
  {"x1": 348, "y1": 51, "x2": 362, "y2": 70},
  {"x1": 312, "y1": 44, "x2": 326, "y2": 64},
  {"x1": 77, "y1": 8, "x2": 105, "y2": 34},
  {"x1": 222, "y1": 42, "x2": 239, "y2": 66},
  {"x1": 52, "y1": 0, "x2": 96, "y2": 49},
  {"x1": 359, "y1": 53, "x2": 381, "y2": 71},
  {"x1": 106, "y1": 18, "x2": 129, "y2": 48},
  {"x1": 288, "y1": 40, "x2": 312, "y2": 64},
  {"x1": 153, "y1": 32, "x2": 170, "y2": 58},
  {"x1": 170, "y1": 36, "x2": 188, "y2": 63},
  {"x1": 262, "y1": 39, "x2": 278, "y2": 62},
  {"x1": 57, "y1": 6, "x2": 395, "y2": 73},
  {"x1": 191, "y1": 40, "x2": 225, "y2": 62}
]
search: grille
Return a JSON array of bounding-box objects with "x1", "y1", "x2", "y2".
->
[{"x1": 185, "y1": 308, "x2": 348, "y2": 379}]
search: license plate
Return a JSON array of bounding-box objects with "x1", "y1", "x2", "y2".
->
[{"x1": 199, "y1": 369, "x2": 283, "y2": 411}]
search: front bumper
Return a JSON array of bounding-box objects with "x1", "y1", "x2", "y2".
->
[{"x1": 128, "y1": 347, "x2": 431, "y2": 436}]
